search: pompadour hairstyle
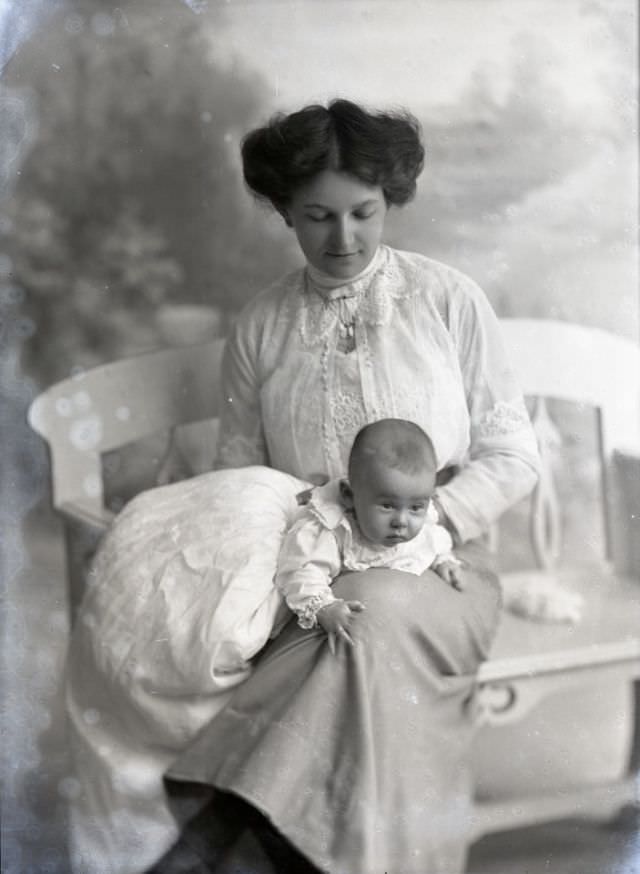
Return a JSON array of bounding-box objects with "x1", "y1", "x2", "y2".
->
[{"x1": 241, "y1": 99, "x2": 424, "y2": 211}]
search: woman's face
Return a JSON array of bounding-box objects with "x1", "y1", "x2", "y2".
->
[{"x1": 284, "y1": 170, "x2": 387, "y2": 280}]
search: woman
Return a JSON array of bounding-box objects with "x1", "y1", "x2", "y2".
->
[{"x1": 150, "y1": 99, "x2": 540, "y2": 874}]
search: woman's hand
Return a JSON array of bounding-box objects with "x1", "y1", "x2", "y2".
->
[{"x1": 317, "y1": 599, "x2": 366, "y2": 654}]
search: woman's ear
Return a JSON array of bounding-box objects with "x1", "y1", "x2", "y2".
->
[{"x1": 340, "y1": 479, "x2": 355, "y2": 509}]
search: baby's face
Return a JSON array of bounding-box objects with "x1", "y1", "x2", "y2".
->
[{"x1": 348, "y1": 463, "x2": 435, "y2": 546}]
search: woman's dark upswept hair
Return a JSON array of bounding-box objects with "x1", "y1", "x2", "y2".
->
[{"x1": 241, "y1": 99, "x2": 425, "y2": 211}]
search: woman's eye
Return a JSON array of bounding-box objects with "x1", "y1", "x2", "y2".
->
[
  {"x1": 306, "y1": 213, "x2": 329, "y2": 222},
  {"x1": 354, "y1": 210, "x2": 375, "y2": 220}
]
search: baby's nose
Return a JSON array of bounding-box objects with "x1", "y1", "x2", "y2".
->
[{"x1": 391, "y1": 511, "x2": 408, "y2": 529}]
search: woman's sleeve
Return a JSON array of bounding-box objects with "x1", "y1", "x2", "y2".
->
[
  {"x1": 435, "y1": 279, "x2": 541, "y2": 542},
  {"x1": 214, "y1": 310, "x2": 269, "y2": 470},
  {"x1": 275, "y1": 516, "x2": 341, "y2": 629}
]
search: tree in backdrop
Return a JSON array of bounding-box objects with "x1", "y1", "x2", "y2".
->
[{"x1": 4, "y1": 0, "x2": 282, "y2": 385}]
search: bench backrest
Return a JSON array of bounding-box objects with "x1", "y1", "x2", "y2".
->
[
  {"x1": 499, "y1": 319, "x2": 639, "y2": 572},
  {"x1": 28, "y1": 339, "x2": 225, "y2": 522}
]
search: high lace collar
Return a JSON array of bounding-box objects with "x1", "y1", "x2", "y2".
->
[
  {"x1": 305, "y1": 246, "x2": 384, "y2": 300},
  {"x1": 297, "y1": 245, "x2": 408, "y2": 347}
]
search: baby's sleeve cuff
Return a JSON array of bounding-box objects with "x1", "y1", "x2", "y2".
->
[{"x1": 296, "y1": 592, "x2": 339, "y2": 629}]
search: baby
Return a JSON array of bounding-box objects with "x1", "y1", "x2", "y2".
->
[{"x1": 276, "y1": 418, "x2": 463, "y2": 652}]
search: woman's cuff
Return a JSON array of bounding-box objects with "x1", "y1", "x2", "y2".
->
[{"x1": 431, "y1": 552, "x2": 462, "y2": 569}]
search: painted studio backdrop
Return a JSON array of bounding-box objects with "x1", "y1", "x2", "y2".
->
[
  {"x1": 2, "y1": 0, "x2": 637, "y2": 389},
  {"x1": 0, "y1": 2, "x2": 638, "y2": 872}
]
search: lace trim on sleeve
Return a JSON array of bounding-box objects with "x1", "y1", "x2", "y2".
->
[
  {"x1": 476, "y1": 398, "x2": 531, "y2": 439},
  {"x1": 296, "y1": 592, "x2": 338, "y2": 630}
]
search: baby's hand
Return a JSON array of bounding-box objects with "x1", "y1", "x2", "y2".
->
[
  {"x1": 432, "y1": 558, "x2": 465, "y2": 591},
  {"x1": 317, "y1": 599, "x2": 366, "y2": 654}
]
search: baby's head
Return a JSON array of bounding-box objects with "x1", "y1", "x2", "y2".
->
[{"x1": 341, "y1": 419, "x2": 437, "y2": 546}]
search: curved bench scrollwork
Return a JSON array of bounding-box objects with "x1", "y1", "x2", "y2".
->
[{"x1": 475, "y1": 680, "x2": 544, "y2": 726}]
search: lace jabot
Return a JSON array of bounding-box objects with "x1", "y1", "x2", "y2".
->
[{"x1": 299, "y1": 245, "x2": 411, "y2": 348}]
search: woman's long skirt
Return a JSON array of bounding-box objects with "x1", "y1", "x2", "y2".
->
[{"x1": 154, "y1": 542, "x2": 501, "y2": 874}]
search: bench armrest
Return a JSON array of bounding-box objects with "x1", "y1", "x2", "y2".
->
[
  {"x1": 478, "y1": 638, "x2": 640, "y2": 685},
  {"x1": 476, "y1": 638, "x2": 640, "y2": 727}
]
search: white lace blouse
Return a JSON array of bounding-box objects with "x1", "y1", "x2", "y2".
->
[
  {"x1": 215, "y1": 245, "x2": 540, "y2": 542},
  {"x1": 276, "y1": 480, "x2": 455, "y2": 629}
]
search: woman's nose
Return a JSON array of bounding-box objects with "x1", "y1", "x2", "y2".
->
[{"x1": 331, "y1": 217, "x2": 355, "y2": 252}]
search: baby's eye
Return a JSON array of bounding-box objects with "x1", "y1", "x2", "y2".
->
[
  {"x1": 410, "y1": 504, "x2": 426, "y2": 513},
  {"x1": 380, "y1": 502, "x2": 394, "y2": 510}
]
